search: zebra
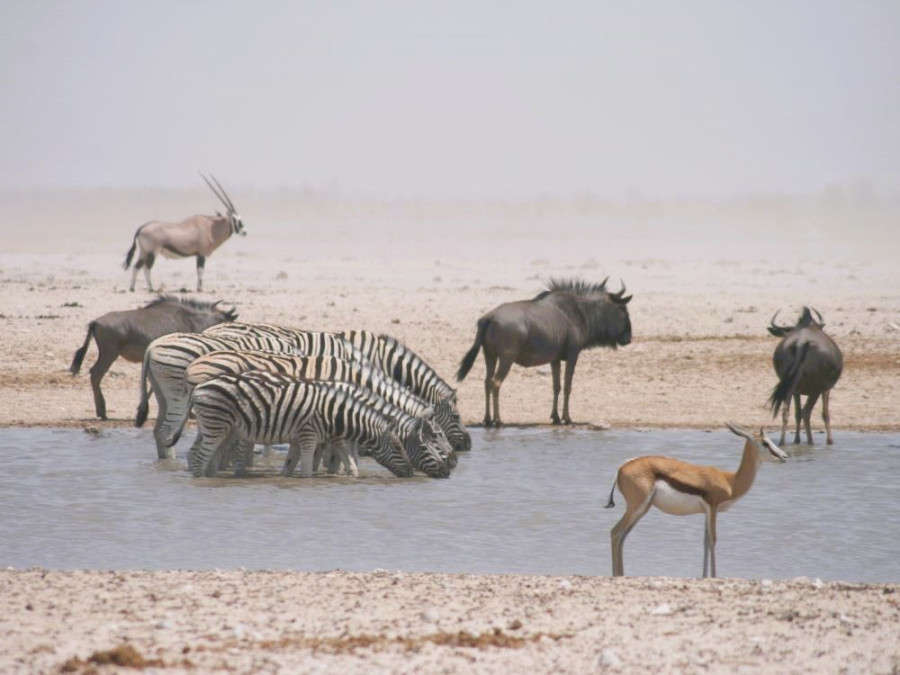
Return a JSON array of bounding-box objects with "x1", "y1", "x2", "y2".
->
[
  {"x1": 136, "y1": 329, "x2": 352, "y2": 458},
  {"x1": 341, "y1": 331, "x2": 472, "y2": 452},
  {"x1": 178, "y1": 351, "x2": 460, "y2": 470},
  {"x1": 203, "y1": 324, "x2": 471, "y2": 452},
  {"x1": 188, "y1": 372, "x2": 450, "y2": 479}
]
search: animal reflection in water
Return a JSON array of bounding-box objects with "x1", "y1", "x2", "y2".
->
[
  {"x1": 606, "y1": 423, "x2": 787, "y2": 578},
  {"x1": 457, "y1": 278, "x2": 632, "y2": 427},
  {"x1": 767, "y1": 307, "x2": 843, "y2": 445}
]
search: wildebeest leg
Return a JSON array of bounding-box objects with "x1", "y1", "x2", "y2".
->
[
  {"x1": 561, "y1": 355, "x2": 579, "y2": 424},
  {"x1": 482, "y1": 352, "x2": 498, "y2": 427},
  {"x1": 550, "y1": 360, "x2": 562, "y2": 424},
  {"x1": 88, "y1": 349, "x2": 118, "y2": 420},
  {"x1": 778, "y1": 396, "x2": 789, "y2": 446},
  {"x1": 196, "y1": 255, "x2": 206, "y2": 292},
  {"x1": 792, "y1": 392, "x2": 803, "y2": 444},
  {"x1": 822, "y1": 389, "x2": 834, "y2": 445},
  {"x1": 491, "y1": 357, "x2": 514, "y2": 428},
  {"x1": 801, "y1": 392, "x2": 820, "y2": 445}
]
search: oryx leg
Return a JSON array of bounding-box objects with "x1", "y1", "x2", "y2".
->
[
  {"x1": 561, "y1": 354, "x2": 579, "y2": 425},
  {"x1": 610, "y1": 488, "x2": 655, "y2": 577},
  {"x1": 196, "y1": 255, "x2": 206, "y2": 292},
  {"x1": 822, "y1": 389, "x2": 834, "y2": 445},
  {"x1": 801, "y1": 392, "x2": 820, "y2": 445},
  {"x1": 550, "y1": 360, "x2": 562, "y2": 424},
  {"x1": 489, "y1": 357, "x2": 514, "y2": 428},
  {"x1": 482, "y1": 352, "x2": 497, "y2": 427},
  {"x1": 88, "y1": 348, "x2": 118, "y2": 420}
]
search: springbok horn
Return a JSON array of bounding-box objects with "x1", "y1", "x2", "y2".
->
[
  {"x1": 199, "y1": 172, "x2": 231, "y2": 211},
  {"x1": 725, "y1": 422, "x2": 752, "y2": 440},
  {"x1": 210, "y1": 174, "x2": 236, "y2": 213}
]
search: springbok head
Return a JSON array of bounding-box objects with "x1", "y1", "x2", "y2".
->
[{"x1": 200, "y1": 173, "x2": 247, "y2": 237}]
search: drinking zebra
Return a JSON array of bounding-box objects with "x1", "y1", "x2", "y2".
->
[
  {"x1": 179, "y1": 351, "x2": 461, "y2": 469},
  {"x1": 188, "y1": 372, "x2": 451, "y2": 479},
  {"x1": 136, "y1": 328, "x2": 352, "y2": 458},
  {"x1": 204, "y1": 324, "x2": 471, "y2": 452}
]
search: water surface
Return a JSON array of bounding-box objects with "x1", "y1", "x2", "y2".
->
[{"x1": 2, "y1": 427, "x2": 898, "y2": 582}]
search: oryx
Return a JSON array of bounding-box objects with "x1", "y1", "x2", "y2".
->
[{"x1": 123, "y1": 174, "x2": 247, "y2": 292}]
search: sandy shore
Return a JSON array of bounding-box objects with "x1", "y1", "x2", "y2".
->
[
  {"x1": 2, "y1": 570, "x2": 898, "y2": 673},
  {"x1": 2, "y1": 205, "x2": 899, "y2": 673}
]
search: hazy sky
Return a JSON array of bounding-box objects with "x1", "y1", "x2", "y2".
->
[{"x1": 1, "y1": 1, "x2": 897, "y2": 198}]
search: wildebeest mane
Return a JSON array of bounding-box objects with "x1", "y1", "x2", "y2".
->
[
  {"x1": 142, "y1": 294, "x2": 222, "y2": 312},
  {"x1": 533, "y1": 277, "x2": 609, "y2": 301}
]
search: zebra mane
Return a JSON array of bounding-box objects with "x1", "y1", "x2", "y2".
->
[
  {"x1": 534, "y1": 277, "x2": 609, "y2": 301},
  {"x1": 143, "y1": 294, "x2": 223, "y2": 312}
]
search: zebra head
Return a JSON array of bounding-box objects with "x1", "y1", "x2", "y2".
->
[
  {"x1": 433, "y1": 397, "x2": 471, "y2": 452},
  {"x1": 402, "y1": 411, "x2": 453, "y2": 478},
  {"x1": 372, "y1": 423, "x2": 414, "y2": 477}
]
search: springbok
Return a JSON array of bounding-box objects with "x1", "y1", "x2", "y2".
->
[
  {"x1": 123, "y1": 174, "x2": 246, "y2": 292},
  {"x1": 69, "y1": 295, "x2": 237, "y2": 420},
  {"x1": 606, "y1": 423, "x2": 787, "y2": 578},
  {"x1": 768, "y1": 307, "x2": 844, "y2": 445}
]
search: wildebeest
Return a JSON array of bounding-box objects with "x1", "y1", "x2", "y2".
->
[
  {"x1": 456, "y1": 277, "x2": 633, "y2": 427},
  {"x1": 767, "y1": 306, "x2": 843, "y2": 445},
  {"x1": 123, "y1": 174, "x2": 246, "y2": 292},
  {"x1": 69, "y1": 295, "x2": 237, "y2": 420}
]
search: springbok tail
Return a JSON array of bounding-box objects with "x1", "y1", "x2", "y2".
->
[
  {"x1": 134, "y1": 349, "x2": 152, "y2": 427},
  {"x1": 605, "y1": 474, "x2": 618, "y2": 508},
  {"x1": 456, "y1": 317, "x2": 489, "y2": 381},
  {"x1": 768, "y1": 341, "x2": 811, "y2": 416},
  {"x1": 69, "y1": 322, "x2": 96, "y2": 376}
]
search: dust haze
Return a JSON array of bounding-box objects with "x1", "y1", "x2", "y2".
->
[{"x1": 1, "y1": 3, "x2": 898, "y2": 262}]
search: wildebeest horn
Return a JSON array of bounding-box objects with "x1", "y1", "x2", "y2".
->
[
  {"x1": 600, "y1": 276, "x2": 609, "y2": 290},
  {"x1": 812, "y1": 307, "x2": 825, "y2": 325},
  {"x1": 199, "y1": 172, "x2": 233, "y2": 213},
  {"x1": 767, "y1": 310, "x2": 792, "y2": 337},
  {"x1": 611, "y1": 279, "x2": 631, "y2": 303}
]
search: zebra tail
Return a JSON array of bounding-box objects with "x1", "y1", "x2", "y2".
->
[
  {"x1": 166, "y1": 386, "x2": 193, "y2": 447},
  {"x1": 456, "y1": 317, "x2": 489, "y2": 382},
  {"x1": 134, "y1": 348, "x2": 152, "y2": 427},
  {"x1": 605, "y1": 473, "x2": 618, "y2": 508},
  {"x1": 768, "y1": 341, "x2": 811, "y2": 416},
  {"x1": 69, "y1": 322, "x2": 96, "y2": 376}
]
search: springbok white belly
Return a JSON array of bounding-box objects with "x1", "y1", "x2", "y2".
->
[{"x1": 652, "y1": 480, "x2": 706, "y2": 516}]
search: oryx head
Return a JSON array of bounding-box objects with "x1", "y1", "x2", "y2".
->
[{"x1": 200, "y1": 173, "x2": 247, "y2": 237}]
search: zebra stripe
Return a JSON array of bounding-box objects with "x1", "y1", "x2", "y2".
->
[
  {"x1": 342, "y1": 331, "x2": 472, "y2": 452},
  {"x1": 136, "y1": 329, "x2": 351, "y2": 459},
  {"x1": 189, "y1": 372, "x2": 446, "y2": 479},
  {"x1": 183, "y1": 351, "x2": 460, "y2": 468}
]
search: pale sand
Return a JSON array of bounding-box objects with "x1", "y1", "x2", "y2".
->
[{"x1": 1, "y1": 203, "x2": 899, "y2": 672}]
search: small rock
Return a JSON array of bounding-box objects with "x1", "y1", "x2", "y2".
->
[
  {"x1": 649, "y1": 603, "x2": 673, "y2": 616},
  {"x1": 598, "y1": 648, "x2": 622, "y2": 668},
  {"x1": 589, "y1": 421, "x2": 611, "y2": 431},
  {"x1": 558, "y1": 579, "x2": 573, "y2": 591}
]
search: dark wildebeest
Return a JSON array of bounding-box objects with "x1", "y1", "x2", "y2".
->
[
  {"x1": 69, "y1": 295, "x2": 237, "y2": 420},
  {"x1": 767, "y1": 306, "x2": 843, "y2": 445},
  {"x1": 456, "y1": 278, "x2": 632, "y2": 427},
  {"x1": 123, "y1": 174, "x2": 246, "y2": 292}
]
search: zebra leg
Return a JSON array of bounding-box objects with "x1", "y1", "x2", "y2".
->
[
  {"x1": 232, "y1": 439, "x2": 254, "y2": 477},
  {"x1": 283, "y1": 431, "x2": 319, "y2": 477},
  {"x1": 196, "y1": 255, "x2": 206, "y2": 292},
  {"x1": 550, "y1": 360, "x2": 562, "y2": 424}
]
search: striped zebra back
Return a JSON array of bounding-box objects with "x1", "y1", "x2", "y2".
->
[
  {"x1": 205, "y1": 322, "x2": 351, "y2": 358},
  {"x1": 189, "y1": 372, "x2": 414, "y2": 478},
  {"x1": 185, "y1": 350, "x2": 459, "y2": 469}
]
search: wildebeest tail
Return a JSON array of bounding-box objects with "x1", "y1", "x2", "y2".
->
[
  {"x1": 69, "y1": 321, "x2": 96, "y2": 376},
  {"x1": 456, "y1": 317, "x2": 489, "y2": 381},
  {"x1": 135, "y1": 347, "x2": 152, "y2": 427},
  {"x1": 768, "y1": 341, "x2": 811, "y2": 416}
]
